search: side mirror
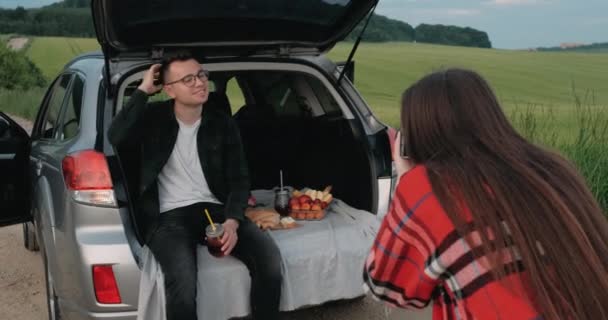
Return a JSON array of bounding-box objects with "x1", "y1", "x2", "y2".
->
[{"x1": 337, "y1": 60, "x2": 355, "y2": 83}]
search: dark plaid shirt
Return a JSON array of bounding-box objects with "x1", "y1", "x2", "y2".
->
[
  {"x1": 108, "y1": 89, "x2": 250, "y2": 242},
  {"x1": 364, "y1": 165, "x2": 541, "y2": 320}
]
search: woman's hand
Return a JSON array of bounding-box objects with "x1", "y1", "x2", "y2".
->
[{"x1": 393, "y1": 131, "x2": 415, "y2": 178}]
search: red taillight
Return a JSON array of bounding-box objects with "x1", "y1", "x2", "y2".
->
[
  {"x1": 62, "y1": 150, "x2": 113, "y2": 190},
  {"x1": 92, "y1": 265, "x2": 122, "y2": 304}
]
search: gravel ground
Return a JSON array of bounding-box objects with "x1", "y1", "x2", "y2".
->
[
  {"x1": 0, "y1": 225, "x2": 47, "y2": 319},
  {"x1": 1, "y1": 114, "x2": 432, "y2": 320}
]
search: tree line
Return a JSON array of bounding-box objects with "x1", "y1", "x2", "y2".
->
[
  {"x1": 0, "y1": 6, "x2": 94, "y2": 38},
  {"x1": 346, "y1": 17, "x2": 492, "y2": 48},
  {"x1": 0, "y1": 1, "x2": 492, "y2": 48},
  {"x1": 413, "y1": 24, "x2": 491, "y2": 48}
]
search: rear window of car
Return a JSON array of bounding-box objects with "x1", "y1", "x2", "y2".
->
[
  {"x1": 58, "y1": 75, "x2": 84, "y2": 140},
  {"x1": 251, "y1": 72, "x2": 340, "y2": 117},
  {"x1": 41, "y1": 74, "x2": 72, "y2": 139}
]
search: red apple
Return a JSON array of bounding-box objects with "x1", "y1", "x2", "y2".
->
[
  {"x1": 290, "y1": 203, "x2": 301, "y2": 210},
  {"x1": 298, "y1": 195, "x2": 312, "y2": 205},
  {"x1": 289, "y1": 198, "x2": 299, "y2": 207},
  {"x1": 301, "y1": 203, "x2": 312, "y2": 210},
  {"x1": 320, "y1": 201, "x2": 328, "y2": 209},
  {"x1": 311, "y1": 204, "x2": 322, "y2": 211}
]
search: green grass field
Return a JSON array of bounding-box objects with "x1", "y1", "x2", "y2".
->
[
  {"x1": 328, "y1": 42, "x2": 608, "y2": 132},
  {"x1": 329, "y1": 42, "x2": 608, "y2": 108},
  {"x1": 24, "y1": 39, "x2": 608, "y2": 108},
  {"x1": 26, "y1": 37, "x2": 100, "y2": 79},
  {"x1": 23, "y1": 39, "x2": 608, "y2": 139}
]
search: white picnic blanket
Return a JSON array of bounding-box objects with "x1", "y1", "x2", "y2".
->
[{"x1": 137, "y1": 189, "x2": 380, "y2": 320}]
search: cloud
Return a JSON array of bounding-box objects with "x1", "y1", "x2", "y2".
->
[
  {"x1": 583, "y1": 17, "x2": 608, "y2": 26},
  {"x1": 412, "y1": 8, "x2": 482, "y2": 17},
  {"x1": 483, "y1": 0, "x2": 551, "y2": 6},
  {"x1": 444, "y1": 9, "x2": 482, "y2": 16}
]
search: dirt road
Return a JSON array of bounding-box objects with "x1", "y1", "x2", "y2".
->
[
  {"x1": 0, "y1": 114, "x2": 431, "y2": 320},
  {"x1": 6, "y1": 37, "x2": 29, "y2": 51}
]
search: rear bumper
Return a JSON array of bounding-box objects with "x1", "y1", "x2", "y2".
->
[
  {"x1": 53, "y1": 203, "x2": 141, "y2": 316},
  {"x1": 59, "y1": 304, "x2": 138, "y2": 320}
]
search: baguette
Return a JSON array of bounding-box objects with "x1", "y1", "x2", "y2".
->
[
  {"x1": 245, "y1": 208, "x2": 278, "y2": 223},
  {"x1": 258, "y1": 214, "x2": 280, "y2": 226},
  {"x1": 322, "y1": 185, "x2": 333, "y2": 196}
]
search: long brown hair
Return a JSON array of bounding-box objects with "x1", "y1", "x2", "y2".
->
[{"x1": 400, "y1": 68, "x2": 608, "y2": 319}]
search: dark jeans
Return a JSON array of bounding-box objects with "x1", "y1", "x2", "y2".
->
[{"x1": 147, "y1": 202, "x2": 283, "y2": 320}]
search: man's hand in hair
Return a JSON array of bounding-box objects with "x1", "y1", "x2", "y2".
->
[{"x1": 138, "y1": 64, "x2": 163, "y2": 95}]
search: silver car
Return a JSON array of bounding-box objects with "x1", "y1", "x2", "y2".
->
[{"x1": 0, "y1": 0, "x2": 397, "y2": 319}]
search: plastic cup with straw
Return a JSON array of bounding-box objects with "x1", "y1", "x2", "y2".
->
[
  {"x1": 204, "y1": 209, "x2": 224, "y2": 257},
  {"x1": 275, "y1": 169, "x2": 290, "y2": 216},
  {"x1": 205, "y1": 209, "x2": 216, "y2": 232}
]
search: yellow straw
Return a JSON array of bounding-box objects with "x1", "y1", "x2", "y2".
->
[{"x1": 204, "y1": 209, "x2": 216, "y2": 232}]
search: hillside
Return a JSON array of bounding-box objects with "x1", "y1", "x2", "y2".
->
[
  {"x1": 328, "y1": 43, "x2": 608, "y2": 113},
  {"x1": 23, "y1": 36, "x2": 608, "y2": 118}
]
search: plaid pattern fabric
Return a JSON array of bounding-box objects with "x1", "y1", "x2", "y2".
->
[{"x1": 364, "y1": 166, "x2": 541, "y2": 320}]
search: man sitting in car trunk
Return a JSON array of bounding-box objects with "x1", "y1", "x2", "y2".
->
[{"x1": 107, "y1": 51, "x2": 282, "y2": 320}]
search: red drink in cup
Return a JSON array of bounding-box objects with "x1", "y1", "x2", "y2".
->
[{"x1": 205, "y1": 224, "x2": 225, "y2": 258}]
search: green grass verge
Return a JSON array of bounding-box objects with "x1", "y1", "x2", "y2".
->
[{"x1": 0, "y1": 87, "x2": 46, "y2": 119}]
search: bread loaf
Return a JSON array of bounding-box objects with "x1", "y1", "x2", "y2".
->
[
  {"x1": 246, "y1": 208, "x2": 277, "y2": 221},
  {"x1": 245, "y1": 207, "x2": 280, "y2": 229}
]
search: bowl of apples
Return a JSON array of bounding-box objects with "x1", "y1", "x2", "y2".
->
[{"x1": 288, "y1": 186, "x2": 333, "y2": 220}]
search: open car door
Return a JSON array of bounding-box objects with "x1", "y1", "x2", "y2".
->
[{"x1": 0, "y1": 112, "x2": 31, "y2": 227}]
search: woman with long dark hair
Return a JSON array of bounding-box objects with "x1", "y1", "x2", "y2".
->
[{"x1": 364, "y1": 68, "x2": 608, "y2": 320}]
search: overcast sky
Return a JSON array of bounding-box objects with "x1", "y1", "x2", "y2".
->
[{"x1": 1, "y1": 0, "x2": 607, "y2": 49}]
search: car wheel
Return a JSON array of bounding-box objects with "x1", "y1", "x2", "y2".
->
[
  {"x1": 43, "y1": 249, "x2": 61, "y2": 320},
  {"x1": 23, "y1": 222, "x2": 39, "y2": 251}
]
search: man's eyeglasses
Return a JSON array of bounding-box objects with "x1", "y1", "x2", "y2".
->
[{"x1": 165, "y1": 69, "x2": 210, "y2": 87}]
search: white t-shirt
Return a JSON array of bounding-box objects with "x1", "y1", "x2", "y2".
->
[{"x1": 158, "y1": 117, "x2": 222, "y2": 213}]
